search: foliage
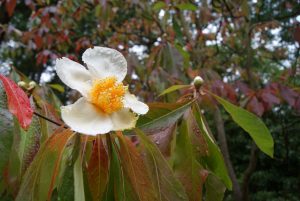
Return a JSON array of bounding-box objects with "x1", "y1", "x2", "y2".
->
[{"x1": 0, "y1": 0, "x2": 300, "y2": 201}]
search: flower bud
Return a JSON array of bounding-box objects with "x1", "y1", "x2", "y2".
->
[
  {"x1": 193, "y1": 76, "x2": 204, "y2": 90},
  {"x1": 17, "y1": 81, "x2": 27, "y2": 88},
  {"x1": 29, "y1": 81, "x2": 37, "y2": 89}
]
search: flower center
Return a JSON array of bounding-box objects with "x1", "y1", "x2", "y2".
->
[{"x1": 89, "y1": 77, "x2": 125, "y2": 114}]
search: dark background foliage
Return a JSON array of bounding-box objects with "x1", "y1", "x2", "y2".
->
[{"x1": 0, "y1": 0, "x2": 300, "y2": 200}]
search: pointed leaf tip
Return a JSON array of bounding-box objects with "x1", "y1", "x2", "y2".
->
[
  {"x1": 158, "y1": 85, "x2": 190, "y2": 97},
  {"x1": 211, "y1": 93, "x2": 274, "y2": 158}
]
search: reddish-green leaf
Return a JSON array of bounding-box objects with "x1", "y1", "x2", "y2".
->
[
  {"x1": 5, "y1": 0, "x2": 17, "y2": 17},
  {"x1": 204, "y1": 173, "x2": 226, "y2": 201},
  {"x1": 137, "y1": 101, "x2": 193, "y2": 133},
  {"x1": 74, "y1": 149, "x2": 85, "y2": 201},
  {"x1": 135, "y1": 129, "x2": 189, "y2": 201},
  {"x1": 16, "y1": 113, "x2": 41, "y2": 175},
  {"x1": 192, "y1": 104, "x2": 232, "y2": 190},
  {"x1": 173, "y1": 119, "x2": 204, "y2": 201},
  {"x1": 177, "y1": 3, "x2": 198, "y2": 11},
  {"x1": 148, "y1": 123, "x2": 177, "y2": 159},
  {"x1": 152, "y1": 1, "x2": 166, "y2": 12},
  {"x1": 0, "y1": 75, "x2": 33, "y2": 130},
  {"x1": 15, "y1": 129, "x2": 74, "y2": 201},
  {"x1": 0, "y1": 86, "x2": 14, "y2": 189},
  {"x1": 187, "y1": 111, "x2": 209, "y2": 157},
  {"x1": 103, "y1": 138, "x2": 139, "y2": 201},
  {"x1": 87, "y1": 137, "x2": 109, "y2": 201},
  {"x1": 117, "y1": 133, "x2": 158, "y2": 201}
]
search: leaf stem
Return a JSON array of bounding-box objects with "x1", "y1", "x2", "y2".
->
[{"x1": 33, "y1": 111, "x2": 68, "y2": 129}]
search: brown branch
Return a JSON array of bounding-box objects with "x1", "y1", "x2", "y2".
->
[
  {"x1": 242, "y1": 143, "x2": 258, "y2": 201},
  {"x1": 240, "y1": 22, "x2": 259, "y2": 201},
  {"x1": 214, "y1": 107, "x2": 243, "y2": 201}
]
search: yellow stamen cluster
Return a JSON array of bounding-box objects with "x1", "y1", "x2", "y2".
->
[{"x1": 89, "y1": 77, "x2": 125, "y2": 114}]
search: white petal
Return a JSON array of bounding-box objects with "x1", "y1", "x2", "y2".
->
[
  {"x1": 110, "y1": 108, "x2": 138, "y2": 131},
  {"x1": 82, "y1": 47, "x2": 127, "y2": 82},
  {"x1": 61, "y1": 98, "x2": 113, "y2": 135},
  {"x1": 124, "y1": 93, "x2": 149, "y2": 114},
  {"x1": 55, "y1": 57, "x2": 92, "y2": 97}
]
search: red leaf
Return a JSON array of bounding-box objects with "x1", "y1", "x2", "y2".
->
[
  {"x1": 148, "y1": 124, "x2": 176, "y2": 159},
  {"x1": 247, "y1": 96, "x2": 264, "y2": 117},
  {"x1": 261, "y1": 91, "x2": 280, "y2": 106},
  {"x1": 87, "y1": 137, "x2": 109, "y2": 201},
  {"x1": 5, "y1": 0, "x2": 17, "y2": 17},
  {"x1": 235, "y1": 81, "x2": 254, "y2": 95},
  {"x1": 34, "y1": 35, "x2": 43, "y2": 49},
  {"x1": 280, "y1": 85, "x2": 298, "y2": 106},
  {"x1": 0, "y1": 74, "x2": 33, "y2": 129}
]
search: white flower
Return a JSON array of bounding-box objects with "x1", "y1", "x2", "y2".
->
[{"x1": 55, "y1": 47, "x2": 149, "y2": 135}]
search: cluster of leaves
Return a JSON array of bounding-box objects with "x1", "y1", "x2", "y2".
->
[
  {"x1": 0, "y1": 71, "x2": 274, "y2": 201},
  {"x1": 1, "y1": 0, "x2": 300, "y2": 200}
]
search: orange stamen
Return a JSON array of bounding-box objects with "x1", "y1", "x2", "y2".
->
[{"x1": 89, "y1": 77, "x2": 125, "y2": 114}]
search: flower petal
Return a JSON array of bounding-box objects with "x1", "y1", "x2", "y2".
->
[
  {"x1": 82, "y1": 47, "x2": 127, "y2": 82},
  {"x1": 110, "y1": 108, "x2": 138, "y2": 131},
  {"x1": 124, "y1": 93, "x2": 149, "y2": 114},
  {"x1": 61, "y1": 98, "x2": 113, "y2": 135},
  {"x1": 55, "y1": 57, "x2": 92, "y2": 97}
]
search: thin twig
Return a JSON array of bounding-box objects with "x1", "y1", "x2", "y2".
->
[{"x1": 33, "y1": 111, "x2": 68, "y2": 129}]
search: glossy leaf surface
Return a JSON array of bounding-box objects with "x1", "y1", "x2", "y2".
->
[
  {"x1": 212, "y1": 93, "x2": 274, "y2": 157},
  {"x1": 135, "y1": 129, "x2": 189, "y2": 201},
  {"x1": 193, "y1": 104, "x2": 232, "y2": 189},
  {"x1": 87, "y1": 137, "x2": 109, "y2": 201},
  {"x1": 117, "y1": 133, "x2": 158, "y2": 201},
  {"x1": 15, "y1": 129, "x2": 74, "y2": 201}
]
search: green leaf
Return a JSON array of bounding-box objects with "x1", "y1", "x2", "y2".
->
[
  {"x1": 177, "y1": 3, "x2": 198, "y2": 11},
  {"x1": 186, "y1": 111, "x2": 209, "y2": 158},
  {"x1": 17, "y1": 113, "x2": 41, "y2": 175},
  {"x1": 0, "y1": 115, "x2": 13, "y2": 189},
  {"x1": 57, "y1": 162, "x2": 74, "y2": 201},
  {"x1": 205, "y1": 173, "x2": 226, "y2": 201},
  {"x1": 159, "y1": 85, "x2": 190, "y2": 97},
  {"x1": 74, "y1": 149, "x2": 85, "y2": 201},
  {"x1": 211, "y1": 93, "x2": 274, "y2": 157},
  {"x1": 174, "y1": 43, "x2": 190, "y2": 67},
  {"x1": 152, "y1": 2, "x2": 166, "y2": 12},
  {"x1": 173, "y1": 119, "x2": 203, "y2": 201},
  {"x1": 173, "y1": 20, "x2": 184, "y2": 45},
  {"x1": 137, "y1": 101, "x2": 194, "y2": 133},
  {"x1": 56, "y1": 134, "x2": 79, "y2": 201},
  {"x1": 48, "y1": 84, "x2": 65, "y2": 93},
  {"x1": 241, "y1": 0, "x2": 249, "y2": 17},
  {"x1": 103, "y1": 138, "x2": 139, "y2": 201},
  {"x1": 0, "y1": 85, "x2": 14, "y2": 193},
  {"x1": 192, "y1": 104, "x2": 232, "y2": 190},
  {"x1": 135, "y1": 129, "x2": 189, "y2": 201},
  {"x1": 15, "y1": 129, "x2": 74, "y2": 201},
  {"x1": 160, "y1": 43, "x2": 183, "y2": 75}
]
